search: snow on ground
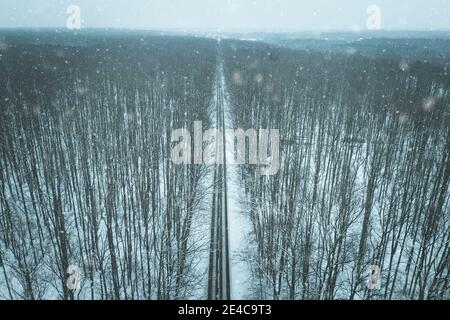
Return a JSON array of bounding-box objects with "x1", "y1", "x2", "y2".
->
[{"x1": 219, "y1": 57, "x2": 253, "y2": 299}]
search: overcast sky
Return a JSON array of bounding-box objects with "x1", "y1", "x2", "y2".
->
[{"x1": 1, "y1": 0, "x2": 449, "y2": 31}]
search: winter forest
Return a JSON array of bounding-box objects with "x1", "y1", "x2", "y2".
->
[{"x1": 0, "y1": 29, "x2": 449, "y2": 300}]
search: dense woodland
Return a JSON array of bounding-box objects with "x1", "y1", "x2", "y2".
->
[
  {"x1": 0, "y1": 33, "x2": 217, "y2": 299},
  {"x1": 0, "y1": 31, "x2": 449, "y2": 300},
  {"x1": 222, "y1": 39, "x2": 450, "y2": 299}
]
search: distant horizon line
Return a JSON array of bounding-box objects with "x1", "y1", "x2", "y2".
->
[{"x1": 1, "y1": 26, "x2": 450, "y2": 34}]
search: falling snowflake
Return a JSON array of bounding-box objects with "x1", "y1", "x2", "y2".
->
[
  {"x1": 346, "y1": 47, "x2": 357, "y2": 55},
  {"x1": 399, "y1": 113, "x2": 409, "y2": 124},
  {"x1": 399, "y1": 61, "x2": 410, "y2": 72},
  {"x1": 233, "y1": 71, "x2": 244, "y2": 85},
  {"x1": 254, "y1": 73, "x2": 263, "y2": 84},
  {"x1": 422, "y1": 97, "x2": 436, "y2": 111}
]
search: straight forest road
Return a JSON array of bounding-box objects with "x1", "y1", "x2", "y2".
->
[{"x1": 207, "y1": 46, "x2": 231, "y2": 300}]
